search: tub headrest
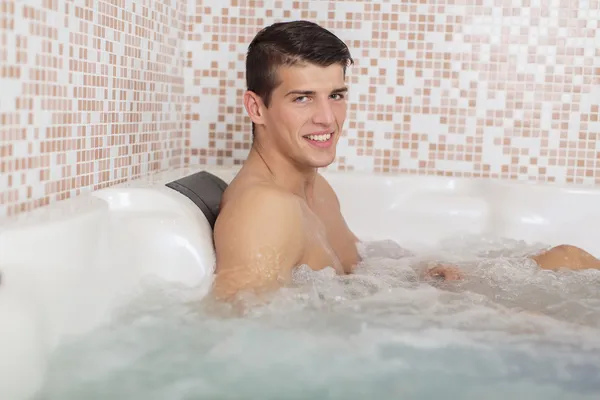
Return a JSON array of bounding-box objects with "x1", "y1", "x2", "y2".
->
[{"x1": 165, "y1": 171, "x2": 228, "y2": 229}]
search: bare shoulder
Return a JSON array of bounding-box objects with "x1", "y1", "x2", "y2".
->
[
  {"x1": 212, "y1": 184, "x2": 305, "y2": 301},
  {"x1": 216, "y1": 183, "x2": 303, "y2": 232}
]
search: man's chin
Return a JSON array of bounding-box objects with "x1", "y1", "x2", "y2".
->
[
  {"x1": 296, "y1": 139, "x2": 338, "y2": 169},
  {"x1": 307, "y1": 153, "x2": 336, "y2": 169}
]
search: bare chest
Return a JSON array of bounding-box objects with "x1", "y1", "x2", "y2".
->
[{"x1": 297, "y1": 202, "x2": 359, "y2": 275}]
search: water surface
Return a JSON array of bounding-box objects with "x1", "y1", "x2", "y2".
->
[{"x1": 38, "y1": 236, "x2": 600, "y2": 399}]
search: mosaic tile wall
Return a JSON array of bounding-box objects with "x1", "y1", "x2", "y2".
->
[
  {"x1": 0, "y1": 0, "x2": 188, "y2": 217},
  {"x1": 187, "y1": 0, "x2": 600, "y2": 183},
  {"x1": 2, "y1": 0, "x2": 600, "y2": 217}
]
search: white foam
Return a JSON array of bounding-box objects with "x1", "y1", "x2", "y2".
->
[{"x1": 35, "y1": 236, "x2": 600, "y2": 399}]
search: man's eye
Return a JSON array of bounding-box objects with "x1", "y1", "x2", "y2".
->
[
  {"x1": 294, "y1": 96, "x2": 309, "y2": 103},
  {"x1": 331, "y1": 93, "x2": 345, "y2": 100}
]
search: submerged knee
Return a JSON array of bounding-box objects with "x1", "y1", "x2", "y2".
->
[
  {"x1": 532, "y1": 244, "x2": 600, "y2": 271},
  {"x1": 551, "y1": 244, "x2": 582, "y2": 253}
]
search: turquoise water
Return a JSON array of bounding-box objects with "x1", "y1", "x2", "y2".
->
[{"x1": 37, "y1": 237, "x2": 600, "y2": 399}]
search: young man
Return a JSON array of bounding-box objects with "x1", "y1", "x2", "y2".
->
[{"x1": 212, "y1": 20, "x2": 600, "y2": 302}]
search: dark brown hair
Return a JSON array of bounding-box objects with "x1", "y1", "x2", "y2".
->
[{"x1": 246, "y1": 20, "x2": 354, "y2": 109}]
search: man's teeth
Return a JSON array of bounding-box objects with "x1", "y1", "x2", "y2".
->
[{"x1": 305, "y1": 133, "x2": 332, "y2": 142}]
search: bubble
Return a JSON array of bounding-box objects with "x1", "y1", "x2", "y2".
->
[{"x1": 37, "y1": 236, "x2": 600, "y2": 400}]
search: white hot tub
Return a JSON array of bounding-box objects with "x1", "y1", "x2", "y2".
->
[{"x1": 1, "y1": 165, "x2": 600, "y2": 399}]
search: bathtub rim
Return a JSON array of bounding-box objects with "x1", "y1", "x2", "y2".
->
[
  {"x1": 150, "y1": 165, "x2": 600, "y2": 194},
  {"x1": 2, "y1": 165, "x2": 600, "y2": 229}
]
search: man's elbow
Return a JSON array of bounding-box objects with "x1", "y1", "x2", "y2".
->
[
  {"x1": 211, "y1": 266, "x2": 244, "y2": 303},
  {"x1": 211, "y1": 277, "x2": 236, "y2": 303},
  {"x1": 210, "y1": 265, "x2": 285, "y2": 304}
]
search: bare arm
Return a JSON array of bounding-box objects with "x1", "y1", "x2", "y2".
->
[{"x1": 211, "y1": 187, "x2": 305, "y2": 302}]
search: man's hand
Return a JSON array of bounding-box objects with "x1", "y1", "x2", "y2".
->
[
  {"x1": 422, "y1": 263, "x2": 464, "y2": 282},
  {"x1": 212, "y1": 186, "x2": 305, "y2": 302}
]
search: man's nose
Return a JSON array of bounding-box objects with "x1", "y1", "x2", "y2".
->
[{"x1": 312, "y1": 100, "x2": 335, "y2": 126}]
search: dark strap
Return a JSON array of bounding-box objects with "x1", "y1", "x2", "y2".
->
[{"x1": 165, "y1": 171, "x2": 228, "y2": 229}]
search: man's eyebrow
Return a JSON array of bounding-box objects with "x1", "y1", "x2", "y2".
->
[
  {"x1": 285, "y1": 90, "x2": 315, "y2": 97},
  {"x1": 284, "y1": 87, "x2": 349, "y2": 97},
  {"x1": 331, "y1": 86, "x2": 348, "y2": 94}
]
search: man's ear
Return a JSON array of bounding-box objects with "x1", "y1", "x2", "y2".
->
[{"x1": 243, "y1": 91, "x2": 266, "y2": 125}]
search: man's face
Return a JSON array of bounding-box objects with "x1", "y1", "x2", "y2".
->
[{"x1": 255, "y1": 63, "x2": 348, "y2": 170}]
